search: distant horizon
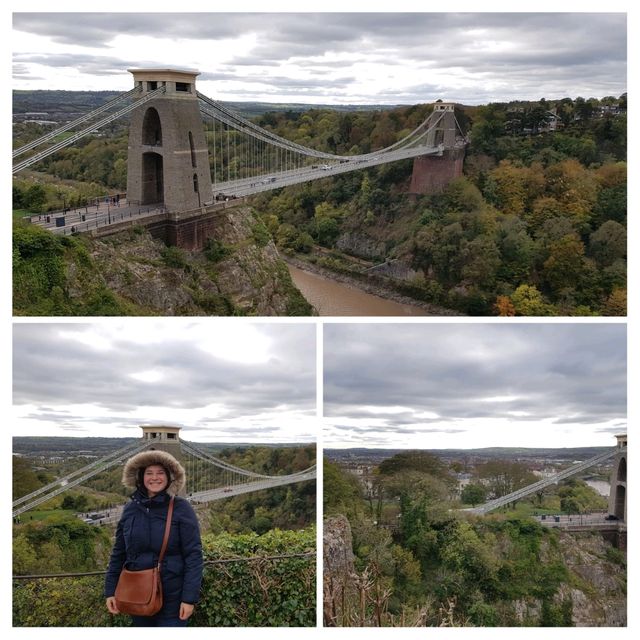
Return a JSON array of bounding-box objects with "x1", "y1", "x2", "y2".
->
[
  {"x1": 12, "y1": 87, "x2": 628, "y2": 109},
  {"x1": 324, "y1": 441, "x2": 621, "y2": 452}
]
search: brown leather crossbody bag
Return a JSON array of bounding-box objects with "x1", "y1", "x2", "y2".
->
[{"x1": 114, "y1": 496, "x2": 175, "y2": 616}]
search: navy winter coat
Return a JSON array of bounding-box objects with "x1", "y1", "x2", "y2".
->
[{"x1": 104, "y1": 490, "x2": 203, "y2": 618}]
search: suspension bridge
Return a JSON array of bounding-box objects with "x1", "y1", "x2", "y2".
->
[
  {"x1": 14, "y1": 68, "x2": 466, "y2": 248},
  {"x1": 470, "y1": 435, "x2": 627, "y2": 520},
  {"x1": 12, "y1": 425, "x2": 316, "y2": 522}
]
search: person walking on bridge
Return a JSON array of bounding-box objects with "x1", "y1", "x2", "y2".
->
[{"x1": 104, "y1": 450, "x2": 203, "y2": 626}]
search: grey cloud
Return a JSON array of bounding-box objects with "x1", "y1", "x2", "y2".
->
[
  {"x1": 13, "y1": 324, "x2": 316, "y2": 439},
  {"x1": 12, "y1": 13, "x2": 626, "y2": 104},
  {"x1": 324, "y1": 324, "x2": 626, "y2": 436},
  {"x1": 13, "y1": 52, "x2": 155, "y2": 76},
  {"x1": 198, "y1": 71, "x2": 355, "y2": 89}
]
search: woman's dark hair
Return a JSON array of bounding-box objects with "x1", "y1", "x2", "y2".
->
[{"x1": 136, "y1": 464, "x2": 172, "y2": 491}]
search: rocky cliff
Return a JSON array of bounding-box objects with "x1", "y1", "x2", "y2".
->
[{"x1": 62, "y1": 205, "x2": 313, "y2": 316}]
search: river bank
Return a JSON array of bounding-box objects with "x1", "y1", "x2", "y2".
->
[{"x1": 285, "y1": 255, "x2": 461, "y2": 316}]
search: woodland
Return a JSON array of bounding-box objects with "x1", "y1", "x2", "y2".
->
[
  {"x1": 13, "y1": 93, "x2": 626, "y2": 315},
  {"x1": 324, "y1": 453, "x2": 624, "y2": 627}
]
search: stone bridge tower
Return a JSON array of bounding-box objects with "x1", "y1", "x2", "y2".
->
[
  {"x1": 409, "y1": 102, "x2": 465, "y2": 195},
  {"x1": 127, "y1": 69, "x2": 213, "y2": 212},
  {"x1": 140, "y1": 425, "x2": 186, "y2": 496},
  {"x1": 141, "y1": 424, "x2": 182, "y2": 454},
  {"x1": 608, "y1": 434, "x2": 627, "y2": 521}
]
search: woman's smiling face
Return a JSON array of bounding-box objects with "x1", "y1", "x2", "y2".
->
[{"x1": 143, "y1": 464, "x2": 168, "y2": 497}]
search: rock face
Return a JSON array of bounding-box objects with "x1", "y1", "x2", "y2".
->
[
  {"x1": 323, "y1": 515, "x2": 356, "y2": 626},
  {"x1": 335, "y1": 231, "x2": 386, "y2": 260},
  {"x1": 557, "y1": 532, "x2": 626, "y2": 626},
  {"x1": 510, "y1": 532, "x2": 626, "y2": 627},
  {"x1": 67, "y1": 205, "x2": 312, "y2": 316}
]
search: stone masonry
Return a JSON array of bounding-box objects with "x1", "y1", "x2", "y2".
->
[{"x1": 126, "y1": 69, "x2": 213, "y2": 213}]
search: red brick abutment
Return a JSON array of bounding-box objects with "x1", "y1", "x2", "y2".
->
[{"x1": 87, "y1": 197, "x2": 249, "y2": 251}]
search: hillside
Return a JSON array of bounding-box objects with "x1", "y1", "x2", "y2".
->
[
  {"x1": 326, "y1": 446, "x2": 612, "y2": 464},
  {"x1": 13, "y1": 92, "x2": 626, "y2": 316},
  {"x1": 13, "y1": 205, "x2": 312, "y2": 316},
  {"x1": 323, "y1": 454, "x2": 625, "y2": 627}
]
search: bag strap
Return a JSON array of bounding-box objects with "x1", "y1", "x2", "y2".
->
[{"x1": 156, "y1": 496, "x2": 175, "y2": 569}]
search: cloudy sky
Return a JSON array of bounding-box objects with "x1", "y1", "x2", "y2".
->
[
  {"x1": 13, "y1": 321, "x2": 317, "y2": 443},
  {"x1": 324, "y1": 323, "x2": 626, "y2": 449},
  {"x1": 11, "y1": 9, "x2": 628, "y2": 104}
]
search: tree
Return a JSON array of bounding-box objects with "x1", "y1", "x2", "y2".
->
[
  {"x1": 443, "y1": 177, "x2": 485, "y2": 212},
  {"x1": 510, "y1": 284, "x2": 553, "y2": 316},
  {"x1": 23, "y1": 183, "x2": 47, "y2": 212},
  {"x1": 323, "y1": 460, "x2": 363, "y2": 517},
  {"x1": 543, "y1": 235, "x2": 586, "y2": 294},
  {"x1": 603, "y1": 288, "x2": 626, "y2": 316},
  {"x1": 461, "y1": 483, "x2": 488, "y2": 506},
  {"x1": 494, "y1": 295, "x2": 516, "y2": 316},
  {"x1": 460, "y1": 235, "x2": 500, "y2": 289},
  {"x1": 476, "y1": 461, "x2": 537, "y2": 500},
  {"x1": 378, "y1": 451, "x2": 448, "y2": 479},
  {"x1": 589, "y1": 220, "x2": 626, "y2": 266},
  {"x1": 13, "y1": 456, "x2": 43, "y2": 500},
  {"x1": 13, "y1": 535, "x2": 38, "y2": 575},
  {"x1": 558, "y1": 479, "x2": 607, "y2": 514}
]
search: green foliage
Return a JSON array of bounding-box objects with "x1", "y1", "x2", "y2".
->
[
  {"x1": 13, "y1": 576, "x2": 130, "y2": 627},
  {"x1": 251, "y1": 220, "x2": 272, "y2": 248},
  {"x1": 323, "y1": 459, "x2": 363, "y2": 518},
  {"x1": 510, "y1": 284, "x2": 555, "y2": 316},
  {"x1": 475, "y1": 461, "x2": 538, "y2": 500},
  {"x1": 13, "y1": 456, "x2": 46, "y2": 500},
  {"x1": 206, "y1": 446, "x2": 316, "y2": 532},
  {"x1": 557, "y1": 479, "x2": 607, "y2": 514},
  {"x1": 378, "y1": 451, "x2": 449, "y2": 479},
  {"x1": 13, "y1": 224, "x2": 66, "y2": 313},
  {"x1": 605, "y1": 546, "x2": 626, "y2": 567},
  {"x1": 160, "y1": 245, "x2": 189, "y2": 269},
  {"x1": 14, "y1": 519, "x2": 112, "y2": 576},
  {"x1": 203, "y1": 237, "x2": 233, "y2": 263},
  {"x1": 195, "y1": 528, "x2": 315, "y2": 626},
  {"x1": 13, "y1": 529, "x2": 315, "y2": 627},
  {"x1": 461, "y1": 483, "x2": 488, "y2": 506}
]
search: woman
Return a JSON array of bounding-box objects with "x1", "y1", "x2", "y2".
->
[{"x1": 104, "y1": 450, "x2": 203, "y2": 627}]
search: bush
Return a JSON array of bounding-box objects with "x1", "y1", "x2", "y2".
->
[
  {"x1": 13, "y1": 528, "x2": 315, "y2": 627},
  {"x1": 160, "y1": 246, "x2": 189, "y2": 269}
]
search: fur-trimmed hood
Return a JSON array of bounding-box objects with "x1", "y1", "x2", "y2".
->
[{"x1": 122, "y1": 449, "x2": 186, "y2": 496}]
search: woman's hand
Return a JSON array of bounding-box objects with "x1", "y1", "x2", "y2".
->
[
  {"x1": 179, "y1": 602, "x2": 194, "y2": 620},
  {"x1": 106, "y1": 596, "x2": 120, "y2": 614}
]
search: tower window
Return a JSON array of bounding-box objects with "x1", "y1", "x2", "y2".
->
[
  {"x1": 189, "y1": 131, "x2": 197, "y2": 167},
  {"x1": 193, "y1": 174, "x2": 199, "y2": 193},
  {"x1": 147, "y1": 81, "x2": 158, "y2": 91},
  {"x1": 176, "y1": 82, "x2": 191, "y2": 93}
]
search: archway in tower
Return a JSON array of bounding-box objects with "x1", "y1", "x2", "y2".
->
[
  {"x1": 142, "y1": 107, "x2": 162, "y2": 146},
  {"x1": 614, "y1": 483, "x2": 626, "y2": 520},
  {"x1": 142, "y1": 152, "x2": 164, "y2": 204}
]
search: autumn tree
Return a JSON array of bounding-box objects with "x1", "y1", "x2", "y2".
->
[{"x1": 510, "y1": 284, "x2": 553, "y2": 316}]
